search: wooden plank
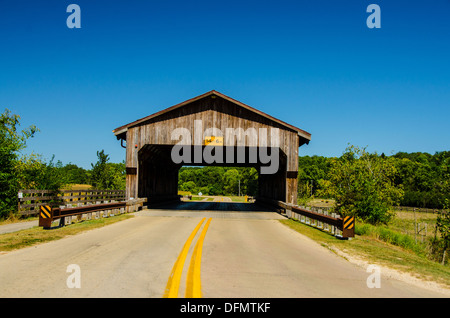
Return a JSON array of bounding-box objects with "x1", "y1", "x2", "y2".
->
[
  {"x1": 19, "y1": 193, "x2": 125, "y2": 202},
  {"x1": 19, "y1": 189, "x2": 55, "y2": 194}
]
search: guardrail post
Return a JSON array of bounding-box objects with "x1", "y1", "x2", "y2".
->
[
  {"x1": 65, "y1": 216, "x2": 72, "y2": 225},
  {"x1": 341, "y1": 216, "x2": 355, "y2": 238},
  {"x1": 285, "y1": 205, "x2": 292, "y2": 218},
  {"x1": 39, "y1": 205, "x2": 53, "y2": 229}
]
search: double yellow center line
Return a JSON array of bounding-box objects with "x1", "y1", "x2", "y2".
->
[{"x1": 163, "y1": 217, "x2": 212, "y2": 298}]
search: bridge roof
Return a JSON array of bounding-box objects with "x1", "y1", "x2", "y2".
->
[{"x1": 112, "y1": 90, "x2": 311, "y2": 142}]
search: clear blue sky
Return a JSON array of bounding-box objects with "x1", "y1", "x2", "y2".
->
[{"x1": 1, "y1": 0, "x2": 449, "y2": 169}]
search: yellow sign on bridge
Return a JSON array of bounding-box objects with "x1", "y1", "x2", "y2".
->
[{"x1": 204, "y1": 136, "x2": 223, "y2": 146}]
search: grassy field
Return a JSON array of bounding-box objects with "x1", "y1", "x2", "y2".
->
[
  {"x1": 189, "y1": 196, "x2": 214, "y2": 201},
  {"x1": 229, "y1": 196, "x2": 248, "y2": 202},
  {"x1": 389, "y1": 210, "x2": 438, "y2": 241},
  {"x1": 298, "y1": 198, "x2": 335, "y2": 208},
  {"x1": 187, "y1": 195, "x2": 247, "y2": 202}
]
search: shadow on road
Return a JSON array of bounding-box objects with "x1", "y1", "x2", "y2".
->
[{"x1": 148, "y1": 200, "x2": 275, "y2": 212}]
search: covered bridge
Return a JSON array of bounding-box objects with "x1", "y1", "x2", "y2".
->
[{"x1": 112, "y1": 90, "x2": 311, "y2": 206}]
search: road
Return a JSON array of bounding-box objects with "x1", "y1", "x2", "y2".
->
[{"x1": 0, "y1": 202, "x2": 447, "y2": 298}]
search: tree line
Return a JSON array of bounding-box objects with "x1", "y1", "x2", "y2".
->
[
  {"x1": 178, "y1": 166, "x2": 258, "y2": 197},
  {"x1": 298, "y1": 148, "x2": 450, "y2": 210}
]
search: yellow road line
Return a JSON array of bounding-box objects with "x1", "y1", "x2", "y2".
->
[
  {"x1": 163, "y1": 218, "x2": 205, "y2": 298},
  {"x1": 185, "y1": 217, "x2": 212, "y2": 298}
]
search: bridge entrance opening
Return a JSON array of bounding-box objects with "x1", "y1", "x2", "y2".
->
[{"x1": 136, "y1": 144, "x2": 287, "y2": 212}]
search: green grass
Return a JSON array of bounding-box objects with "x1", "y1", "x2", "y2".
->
[
  {"x1": 0, "y1": 214, "x2": 134, "y2": 252},
  {"x1": 355, "y1": 222, "x2": 424, "y2": 255},
  {"x1": 389, "y1": 210, "x2": 438, "y2": 240},
  {"x1": 279, "y1": 218, "x2": 450, "y2": 289},
  {"x1": 229, "y1": 196, "x2": 248, "y2": 202},
  {"x1": 0, "y1": 215, "x2": 38, "y2": 226}
]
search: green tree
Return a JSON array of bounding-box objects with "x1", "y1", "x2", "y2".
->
[
  {"x1": 318, "y1": 145, "x2": 403, "y2": 224},
  {"x1": 0, "y1": 109, "x2": 38, "y2": 218},
  {"x1": 181, "y1": 181, "x2": 197, "y2": 193},
  {"x1": 222, "y1": 169, "x2": 241, "y2": 195},
  {"x1": 60, "y1": 163, "x2": 89, "y2": 185},
  {"x1": 15, "y1": 154, "x2": 66, "y2": 191},
  {"x1": 436, "y1": 200, "x2": 450, "y2": 265},
  {"x1": 241, "y1": 167, "x2": 258, "y2": 196},
  {"x1": 297, "y1": 156, "x2": 331, "y2": 198},
  {"x1": 108, "y1": 161, "x2": 126, "y2": 190},
  {"x1": 89, "y1": 150, "x2": 124, "y2": 190},
  {"x1": 392, "y1": 151, "x2": 449, "y2": 208}
]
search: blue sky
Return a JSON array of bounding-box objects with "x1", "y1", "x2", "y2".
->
[{"x1": 0, "y1": 0, "x2": 449, "y2": 169}]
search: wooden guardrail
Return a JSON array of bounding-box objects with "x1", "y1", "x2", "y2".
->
[
  {"x1": 18, "y1": 189, "x2": 126, "y2": 216},
  {"x1": 38, "y1": 198, "x2": 147, "y2": 229},
  {"x1": 256, "y1": 197, "x2": 354, "y2": 239}
]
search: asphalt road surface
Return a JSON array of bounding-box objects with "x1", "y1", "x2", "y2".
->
[{"x1": 0, "y1": 202, "x2": 447, "y2": 298}]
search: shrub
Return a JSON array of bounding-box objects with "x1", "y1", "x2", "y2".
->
[{"x1": 318, "y1": 145, "x2": 403, "y2": 225}]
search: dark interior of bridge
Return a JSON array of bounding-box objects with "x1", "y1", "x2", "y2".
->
[{"x1": 138, "y1": 144, "x2": 286, "y2": 212}]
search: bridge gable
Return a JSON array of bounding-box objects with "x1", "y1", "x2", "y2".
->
[{"x1": 113, "y1": 90, "x2": 310, "y2": 144}]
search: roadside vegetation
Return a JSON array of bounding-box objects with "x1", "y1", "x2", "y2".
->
[
  {"x1": 297, "y1": 146, "x2": 449, "y2": 210},
  {"x1": 297, "y1": 145, "x2": 449, "y2": 266},
  {"x1": 279, "y1": 218, "x2": 450, "y2": 290},
  {"x1": 0, "y1": 214, "x2": 134, "y2": 252},
  {"x1": 0, "y1": 109, "x2": 125, "y2": 220},
  {"x1": 283, "y1": 195, "x2": 450, "y2": 289}
]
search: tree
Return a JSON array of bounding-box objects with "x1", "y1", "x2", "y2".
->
[
  {"x1": 0, "y1": 109, "x2": 38, "y2": 218},
  {"x1": 436, "y1": 200, "x2": 450, "y2": 265},
  {"x1": 60, "y1": 163, "x2": 89, "y2": 185},
  {"x1": 318, "y1": 145, "x2": 403, "y2": 224},
  {"x1": 180, "y1": 181, "x2": 197, "y2": 193},
  {"x1": 108, "y1": 161, "x2": 126, "y2": 190},
  {"x1": 241, "y1": 167, "x2": 258, "y2": 196},
  {"x1": 222, "y1": 169, "x2": 241, "y2": 195},
  {"x1": 89, "y1": 150, "x2": 124, "y2": 190},
  {"x1": 392, "y1": 151, "x2": 449, "y2": 208},
  {"x1": 15, "y1": 154, "x2": 66, "y2": 191},
  {"x1": 298, "y1": 155, "x2": 331, "y2": 198}
]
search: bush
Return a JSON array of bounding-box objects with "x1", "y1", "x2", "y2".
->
[
  {"x1": 355, "y1": 223, "x2": 373, "y2": 236},
  {"x1": 356, "y1": 221, "x2": 425, "y2": 256},
  {"x1": 318, "y1": 145, "x2": 403, "y2": 225}
]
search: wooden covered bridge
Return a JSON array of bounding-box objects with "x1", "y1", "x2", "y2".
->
[{"x1": 112, "y1": 90, "x2": 311, "y2": 207}]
